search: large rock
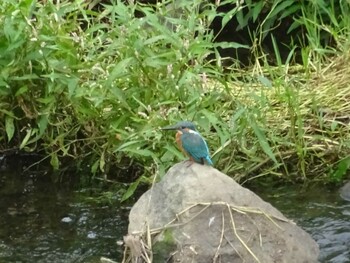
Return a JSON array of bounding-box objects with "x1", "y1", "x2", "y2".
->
[
  {"x1": 340, "y1": 180, "x2": 350, "y2": 201},
  {"x1": 127, "y1": 162, "x2": 319, "y2": 263}
]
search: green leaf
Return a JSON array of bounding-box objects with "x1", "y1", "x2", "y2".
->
[
  {"x1": 110, "y1": 87, "x2": 129, "y2": 109},
  {"x1": 163, "y1": 145, "x2": 184, "y2": 160},
  {"x1": 0, "y1": 109, "x2": 17, "y2": 118},
  {"x1": 50, "y1": 152, "x2": 59, "y2": 170},
  {"x1": 222, "y1": 8, "x2": 237, "y2": 28},
  {"x1": 115, "y1": 140, "x2": 141, "y2": 152},
  {"x1": 122, "y1": 148, "x2": 154, "y2": 157},
  {"x1": 330, "y1": 121, "x2": 338, "y2": 131},
  {"x1": 144, "y1": 35, "x2": 168, "y2": 45},
  {"x1": 213, "y1": 41, "x2": 249, "y2": 49},
  {"x1": 132, "y1": 96, "x2": 149, "y2": 111},
  {"x1": 91, "y1": 159, "x2": 99, "y2": 174},
  {"x1": 269, "y1": 0, "x2": 294, "y2": 18},
  {"x1": 262, "y1": 17, "x2": 277, "y2": 39},
  {"x1": 20, "y1": 129, "x2": 32, "y2": 149},
  {"x1": 250, "y1": 119, "x2": 278, "y2": 164},
  {"x1": 100, "y1": 151, "x2": 105, "y2": 172},
  {"x1": 15, "y1": 86, "x2": 28, "y2": 96},
  {"x1": 36, "y1": 96, "x2": 55, "y2": 104},
  {"x1": 280, "y1": 4, "x2": 300, "y2": 20},
  {"x1": 257, "y1": 76, "x2": 272, "y2": 88},
  {"x1": 67, "y1": 76, "x2": 79, "y2": 98},
  {"x1": 38, "y1": 114, "x2": 49, "y2": 137},
  {"x1": 331, "y1": 157, "x2": 350, "y2": 182},
  {"x1": 10, "y1": 74, "x2": 39, "y2": 81},
  {"x1": 236, "y1": 10, "x2": 244, "y2": 29},
  {"x1": 231, "y1": 107, "x2": 246, "y2": 125},
  {"x1": 106, "y1": 57, "x2": 135, "y2": 86},
  {"x1": 237, "y1": 10, "x2": 253, "y2": 31},
  {"x1": 287, "y1": 20, "x2": 301, "y2": 34},
  {"x1": 200, "y1": 109, "x2": 219, "y2": 125},
  {"x1": 5, "y1": 116, "x2": 15, "y2": 142},
  {"x1": 253, "y1": 1, "x2": 264, "y2": 22},
  {"x1": 121, "y1": 179, "x2": 140, "y2": 202}
]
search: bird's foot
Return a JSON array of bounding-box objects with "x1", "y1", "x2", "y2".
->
[{"x1": 186, "y1": 159, "x2": 194, "y2": 167}]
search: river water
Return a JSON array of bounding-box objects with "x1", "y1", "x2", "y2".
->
[
  {"x1": 255, "y1": 184, "x2": 350, "y2": 263},
  {"x1": 0, "y1": 163, "x2": 349, "y2": 262}
]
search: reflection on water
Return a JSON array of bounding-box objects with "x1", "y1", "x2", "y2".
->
[
  {"x1": 1, "y1": 160, "x2": 349, "y2": 263},
  {"x1": 255, "y1": 184, "x2": 350, "y2": 263},
  {"x1": 0, "y1": 166, "x2": 128, "y2": 263}
]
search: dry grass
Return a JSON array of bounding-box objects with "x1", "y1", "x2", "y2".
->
[
  {"x1": 208, "y1": 51, "x2": 350, "y2": 182},
  {"x1": 119, "y1": 201, "x2": 292, "y2": 263}
]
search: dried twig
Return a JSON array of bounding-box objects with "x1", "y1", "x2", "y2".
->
[
  {"x1": 213, "y1": 211, "x2": 225, "y2": 262},
  {"x1": 122, "y1": 201, "x2": 294, "y2": 263}
]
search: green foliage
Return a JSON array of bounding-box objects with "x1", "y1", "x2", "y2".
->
[
  {"x1": 0, "y1": 0, "x2": 233, "y2": 176},
  {"x1": 0, "y1": 0, "x2": 350, "y2": 197},
  {"x1": 220, "y1": 0, "x2": 350, "y2": 65},
  {"x1": 152, "y1": 229, "x2": 176, "y2": 263},
  {"x1": 330, "y1": 156, "x2": 350, "y2": 182}
]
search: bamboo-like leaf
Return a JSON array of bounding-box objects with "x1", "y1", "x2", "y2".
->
[
  {"x1": 0, "y1": 109, "x2": 17, "y2": 118},
  {"x1": 253, "y1": 1, "x2": 264, "y2": 22},
  {"x1": 20, "y1": 129, "x2": 33, "y2": 149},
  {"x1": 5, "y1": 116, "x2": 15, "y2": 142},
  {"x1": 236, "y1": 10, "x2": 244, "y2": 29},
  {"x1": 331, "y1": 157, "x2": 350, "y2": 181},
  {"x1": 213, "y1": 41, "x2": 249, "y2": 49},
  {"x1": 250, "y1": 120, "x2": 278, "y2": 164},
  {"x1": 100, "y1": 151, "x2": 105, "y2": 172},
  {"x1": 287, "y1": 20, "x2": 301, "y2": 34},
  {"x1": 50, "y1": 152, "x2": 59, "y2": 170},
  {"x1": 257, "y1": 76, "x2": 272, "y2": 88},
  {"x1": 163, "y1": 145, "x2": 184, "y2": 160},
  {"x1": 91, "y1": 159, "x2": 100, "y2": 175},
  {"x1": 122, "y1": 148, "x2": 154, "y2": 157},
  {"x1": 280, "y1": 4, "x2": 300, "y2": 20},
  {"x1": 121, "y1": 180, "x2": 140, "y2": 202},
  {"x1": 200, "y1": 109, "x2": 219, "y2": 125},
  {"x1": 270, "y1": 0, "x2": 295, "y2": 18},
  {"x1": 38, "y1": 114, "x2": 49, "y2": 137},
  {"x1": 67, "y1": 76, "x2": 79, "y2": 98},
  {"x1": 222, "y1": 8, "x2": 237, "y2": 29},
  {"x1": 110, "y1": 87, "x2": 130, "y2": 109},
  {"x1": 106, "y1": 57, "x2": 135, "y2": 86},
  {"x1": 144, "y1": 35, "x2": 168, "y2": 45},
  {"x1": 115, "y1": 140, "x2": 141, "y2": 152},
  {"x1": 231, "y1": 107, "x2": 246, "y2": 126},
  {"x1": 15, "y1": 86, "x2": 28, "y2": 96}
]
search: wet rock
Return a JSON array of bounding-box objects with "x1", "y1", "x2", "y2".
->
[
  {"x1": 340, "y1": 181, "x2": 350, "y2": 201},
  {"x1": 127, "y1": 162, "x2": 319, "y2": 263}
]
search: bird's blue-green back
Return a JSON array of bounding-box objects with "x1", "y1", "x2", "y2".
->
[{"x1": 181, "y1": 130, "x2": 213, "y2": 165}]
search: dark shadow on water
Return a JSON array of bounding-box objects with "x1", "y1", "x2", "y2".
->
[{"x1": 0, "y1": 156, "x2": 128, "y2": 263}]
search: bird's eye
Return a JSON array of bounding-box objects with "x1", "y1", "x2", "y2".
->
[{"x1": 181, "y1": 126, "x2": 185, "y2": 129}]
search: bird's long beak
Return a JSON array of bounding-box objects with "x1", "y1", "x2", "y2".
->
[{"x1": 161, "y1": 124, "x2": 178, "y2": 131}]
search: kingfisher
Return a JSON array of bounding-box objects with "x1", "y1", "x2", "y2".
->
[{"x1": 162, "y1": 121, "x2": 213, "y2": 166}]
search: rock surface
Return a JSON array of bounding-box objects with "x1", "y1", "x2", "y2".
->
[
  {"x1": 340, "y1": 180, "x2": 350, "y2": 201},
  {"x1": 127, "y1": 162, "x2": 319, "y2": 263}
]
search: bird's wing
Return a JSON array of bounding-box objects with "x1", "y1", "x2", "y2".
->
[{"x1": 181, "y1": 131, "x2": 210, "y2": 162}]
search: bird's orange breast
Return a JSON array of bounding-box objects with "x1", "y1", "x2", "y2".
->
[
  {"x1": 175, "y1": 131, "x2": 183, "y2": 151},
  {"x1": 176, "y1": 129, "x2": 192, "y2": 159}
]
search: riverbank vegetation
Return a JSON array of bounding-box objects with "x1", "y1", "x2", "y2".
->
[{"x1": 1, "y1": 0, "x2": 350, "y2": 196}]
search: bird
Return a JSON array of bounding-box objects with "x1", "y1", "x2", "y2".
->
[{"x1": 161, "y1": 121, "x2": 213, "y2": 166}]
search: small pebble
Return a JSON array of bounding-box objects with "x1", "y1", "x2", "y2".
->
[
  {"x1": 61, "y1": 216, "x2": 73, "y2": 223},
  {"x1": 87, "y1": 231, "x2": 97, "y2": 239}
]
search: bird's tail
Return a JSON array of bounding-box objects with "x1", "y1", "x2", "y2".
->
[{"x1": 205, "y1": 156, "x2": 213, "y2": 166}]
